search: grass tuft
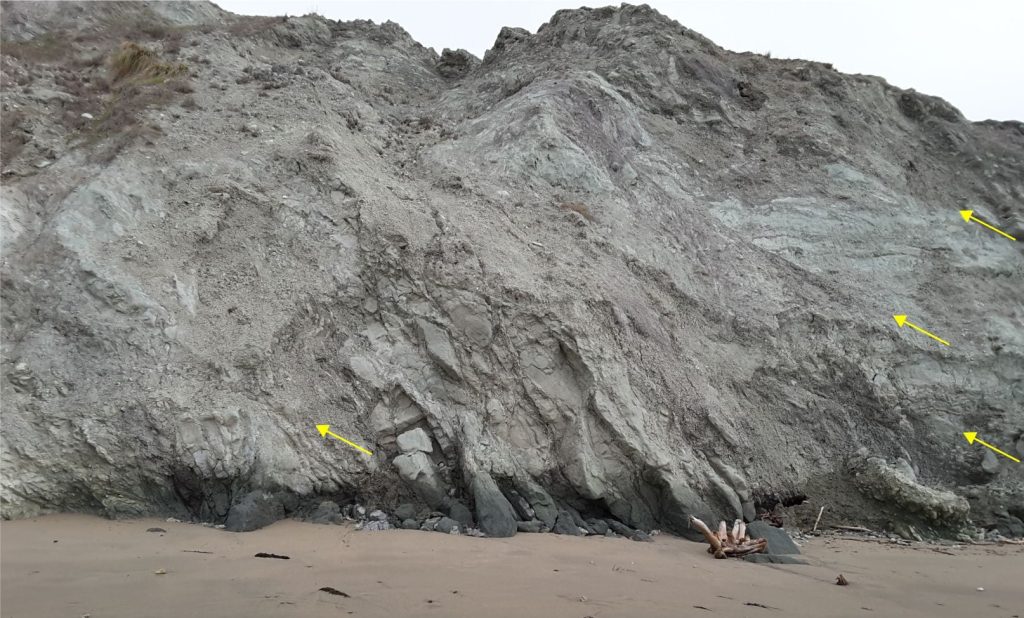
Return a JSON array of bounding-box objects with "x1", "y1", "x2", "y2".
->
[
  {"x1": 559, "y1": 201, "x2": 596, "y2": 221},
  {"x1": 110, "y1": 42, "x2": 187, "y2": 84}
]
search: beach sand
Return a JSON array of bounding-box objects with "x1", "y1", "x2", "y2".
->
[{"x1": 1, "y1": 514, "x2": 1021, "y2": 617}]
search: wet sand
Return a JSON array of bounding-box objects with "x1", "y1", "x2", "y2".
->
[{"x1": 1, "y1": 514, "x2": 1021, "y2": 617}]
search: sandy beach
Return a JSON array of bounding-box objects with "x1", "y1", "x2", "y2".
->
[{"x1": 1, "y1": 515, "x2": 1021, "y2": 617}]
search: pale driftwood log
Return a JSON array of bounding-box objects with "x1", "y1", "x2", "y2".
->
[
  {"x1": 690, "y1": 516, "x2": 767, "y2": 559},
  {"x1": 812, "y1": 506, "x2": 825, "y2": 532},
  {"x1": 690, "y1": 516, "x2": 725, "y2": 557}
]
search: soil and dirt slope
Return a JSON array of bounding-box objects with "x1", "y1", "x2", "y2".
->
[{"x1": 1, "y1": 2, "x2": 1022, "y2": 539}]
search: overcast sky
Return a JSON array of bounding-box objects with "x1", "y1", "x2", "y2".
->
[{"x1": 216, "y1": 0, "x2": 1023, "y2": 121}]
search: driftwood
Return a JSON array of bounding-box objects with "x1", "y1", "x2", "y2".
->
[
  {"x1": 689, "y1": 516, "x2": 767, "y2": 559},
  {"x1": 830, "y1": 525, "x2": 874, "y2": 533},
  {"x1": 812, "y1": 506, "x2": 825, "y2": 532}
]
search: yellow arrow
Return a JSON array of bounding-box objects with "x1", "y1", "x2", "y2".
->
[
  {"x1": 316, "y1": 424, "x2": 373, "y2": 455},
  {"x1": 892, "y1": 314, "x2": 950, "y2": 346},
  {"x1": 963, "y1": 432, "x2": 1020, "y2": 463},
  {"x1": 960, "y1": 210, "x2": 1016, "y2": 241}
]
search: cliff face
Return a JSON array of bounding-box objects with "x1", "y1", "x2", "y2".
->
[{"x1": 2, "y1": 2, "x2": 1021, "y2": 538}]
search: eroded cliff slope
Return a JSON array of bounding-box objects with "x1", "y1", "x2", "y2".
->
[{"x1": 2, "y1": 1, "x2": 1022, "y2": 539}]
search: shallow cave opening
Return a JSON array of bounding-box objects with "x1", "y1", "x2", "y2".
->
[{"x1": 753, "y1": 488, "x2": 808, "y2": 512}]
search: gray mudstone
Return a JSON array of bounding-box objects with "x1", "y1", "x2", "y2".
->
[
  {"x1": 416, "y1": 319, "x2": 461, "y2": 379},
  {"x1": 981, "y1": 450, "x2": 1000, "y2": 474},
  {"x1": 363, "y1": 520, "x2": 391, "y2": 531},
  {"x1": 436, "y1": 516, "x2": 459, "y2": 534},
  {"x1": 506, "y1": 489, "x2": 535, "y2": 521},
  {"x1": 994, "y1": 514, "x2": 1024, "y2": 537},
  {"x1": 397, "y1": 427, "x2": 434, "y2": 454},
  {"x1": 513, "y1": 479, "x2": 558, "y2": 528},
  {"x1": 849, "y1": 454, "x2": 969, "y2": 527},
  {"x1": 517, "y1": 520, "x2": 546, "y2": 533},
  {"x1": 395, "y1": 503, "x2": 418, "y2": 521},
  {"x1": 310, "y1": 500, "x2": 341, "y2": 524},
  {"x1": 552, "y1": 511, "x2": 583, "y2": 536},
  {"x1": 401, "y1": 518, "x2": 420, "y2": 530},
  {"x1": 606, "y1": 519, "x2": 636, "y2": 537},
  {"x1": 224, "y1": 491, "x2": 285, "y2": 532},
  {"x1": 471, "y1": 474, "x2": 517, "y2": 537},
  {"x1": 747, "y1": 521, "x2": 801, "y2": 555},
  {"x1": 586, "y1": 518, "x2": 609, "y2": 535},
  {"x1": 393, "y1": 451, "x2": 447, "y2": 508},
  {"x1": 445, "y1": 499, "x2": 475, "y2": 528},
  {"x1": 420, "y1": 516, "x2": 442, "y2": 531},
  {"x1": 368, "y1": 509, "x2": 388, "y2": 521},
  {"x1": 436, "y1": 48, "x2": 479, "y2": 79},
  {"x1": 564, "y1": 505, "x2": 594, "y2": 534},
  {"x1": 631, "y1": 530, "x2": 652, "y2": 542}
]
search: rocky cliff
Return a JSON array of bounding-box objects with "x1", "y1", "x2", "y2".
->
[{"x1": 2, "y1": 1, "x2": 1022, "y2": 539}]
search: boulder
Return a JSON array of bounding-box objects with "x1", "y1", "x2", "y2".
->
[
  {"x1": 436, "y1": 516, "x2": 460, "y2": 534},
  {"x1": 552, "y1": 511, "x2": 583, "y2": 536},
  {"x1": 397, "y1": 427, "x2": 434, "y2": 454},
  {"x1": 563, "y1": 505, "x2": 594, "y2": 534},
  {"x1": 517, "y1": 520, "x2": 546, "y2": 533},
  {"x1": 436, "y1": 48, "x2": 479, "y2": 79},
  {"x1": 606, "y1": 519, "x2": 636, "y2": 538},
  {"x1": 506, "y1": 489, "x2": 535, "y2": 521},
  {"x1": 981, "y1": 450, "x2": 1000, "y2": 474},
  {"x1": 849, "y1": 454, "x2": 969, "y2": 527},
  {"x1": 747, "y1": 521, "x2": 801, "y2": 555},
  {"x1": 513, "y1": 478, "x2": 558, "y2": 529},
  {"x1": 394, "y1": 503, "x2": 418, "y2": 521},
  {"x1": 309, "y1": 500, "x2": 341, "y2": 524},
  {"x1": 993, "y1": 514, "x2": 1024, "y2": 537},
  {"x1": 444, "y1": 499, "x2": 475, "y2": 528},
  {"x1": 630, "y1": 530, "x2": 652, "y2": 542},
  {"x1": 401, "y1": 518, "x2": 420, "y2": 530},
  {"x1": 393, "y1": 452, "x2": 447, "y2": 508},
  {"x1": 471, "y1": 474, "x2": 517, "y2": 537},
  {"x1": 585, "y1": 518, "x2": 609, "y2": 535},
  {"x1": 224, "y1": 491, "x2": 285, "y2": 532},
  {"x1": 420, "y1": 516, "x2": 442, "y2": 531}
]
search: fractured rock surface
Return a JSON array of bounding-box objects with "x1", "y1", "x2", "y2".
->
[{"x1": 1, "y1": 2, "x2": 1021, "y2": 538}]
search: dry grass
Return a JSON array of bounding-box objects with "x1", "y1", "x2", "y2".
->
[
  {"x1": 109, "y1": 42, "x2": 187, "y2": 84},
  {"x1": 1, "y1": 14, "x2": 197, "y2": 167},
  {"x1": 559, "y1": 201, "x2": 596, "y2": 221},
  {"x1": 2, "y1": 32, "x2": 69, "y2": 63},
  {"x1": 66, "y1": 42, "x2": 191, "y2": 163}
]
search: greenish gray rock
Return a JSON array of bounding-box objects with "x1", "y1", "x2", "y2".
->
[
  {"x1": 444, "y1": 499, "x2": 475, "y2": 528},
  {"x1": 224, "y1": 492, "x2": 285, "y2": 532},
  {"x1": 849, "y1": 454, "x2": 970, "y2": 528},
  {"x1": 516, "y1": 520, "x2": 545, "y2": 533},
  {"x1": 0, "y1": 1, "x2": 1018, "y2": 540},
  {"x1": 435, "y1": 516, "x2": 459, "y2": 534},
  {"x1": 471, "y1": 474, "x2": 517, "y2": 538},
  {"x1": 747, "y1": 521, "x2": 801, "y2": 555},
  {"x1": 396, "y1": 428, "x2": 434, "y2": 454},
  {"x1": 552, "y1": 512, "x2": 583, "y2": 536},
  {"x1": 394, "y1": 503, "x2": 418, "y2": 521}
]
